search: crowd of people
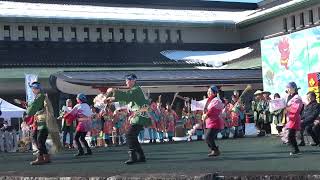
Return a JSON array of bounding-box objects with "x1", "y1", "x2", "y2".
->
[
  {"x1": 57, "y1": 89, "x2": 251, "y2": 151},
  {"x1": 1, "y1": 76, "x2": 320, "y2": 165},
  {"x1": 252, "y1": 82, "x2": 320, "y2": 155}
]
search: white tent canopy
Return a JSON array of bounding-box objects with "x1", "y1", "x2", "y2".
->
[{"x1": 0, "y1": 98, "x2": 26, "y2": 124}]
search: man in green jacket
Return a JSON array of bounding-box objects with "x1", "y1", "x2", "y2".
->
[
  {"x1": 106, "y1": 74, "x2": 151, "y2": 165},
  {"x1": 25, "y1": 82, "x2": 50, "y2": 165}
]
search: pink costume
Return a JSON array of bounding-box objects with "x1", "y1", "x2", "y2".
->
[
  {"x1": 205, "y1": 97, "x2": 224, "y2": 129},
  {"x1": 65, "y1": 103, "x2": 93, "y2": 132},
  {"x1": 285, "y1": 94, "x2": 303, "y2": 130}
]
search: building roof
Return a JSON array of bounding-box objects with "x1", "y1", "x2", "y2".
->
[
  {"x1": 0, "y1": 1, "x2": 256, "y2": 27},
  {"x1": 51, "y1": 69, "x2": 262, "y2": 87},
  {"x1": 162, "y1": 47, "x2": 254, "y2": 67},
  {"x1": 0, "y1": 41, "x2": 242, "y2": 68},
  {"x1": 222, "y1": 40, "x2": 261, "y2": 69},
  {"x1": 3, "y1": 0, "x2": 258, "y2": 10},
  {"x1": 0, "y1": 0, "x2": 315, "y2": 27}
]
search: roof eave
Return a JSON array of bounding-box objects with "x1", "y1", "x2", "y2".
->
[{"x1": 0, "y1": 16, "x2": 236, "y2": 28}]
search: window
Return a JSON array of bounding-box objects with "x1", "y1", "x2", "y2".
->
[
  {"x1": 18, "y1": 25, "x2": 25, "y2": 40},
  {"x1": 44, "y1": 26, "x2": 51, "y2": 41},
  {"x1": 32, "y1": 26, "x2": 39, "y2": 41},
  {"x1": 58, "y1": 27, "x2": 64, "y2": 41},
  {"x1": 131, "y1": 29, "x2": 137, "y2": 42},
  {"x1": 143, "y1": 29, "x2": 149, "y2": 43},
  {"x1": 299, "y1": 13, "x2": 304, "y2": 27},
  {"x1": 177, "y1": 30, "x2": 182, "y2": 43},
  {"x1": 4, "y1": 25, "x2": 11, "y2": 40},
  {"x1": 71, "y1": 27, "x2": 77, "y2": 41},
  {"x1": 283, "y1": 18, "x2": 288, "y2": 32},
  {"x1": 154, "y1": 29, "x2": 160, "y2": 43},
  {"x1": 165, "y1": 29, "x2": 171, "y2": 43},
  {"x1": 84, "y1": 27, "x2": 90, "y2": 42},
  {"x1": 290, "y1": 15, "x2": 296, "y2": 30},
  {"x1": 109, "y1": 28, "x2": 114, "y2": 42},
  {"x1": 119, "y1": 28, "x2": 126, "y2": 42},
  {"x1": 309, "y1": 9, "x2": 314, "y2": 24},
  {"x1": 96, "y1": 28, "x2": 102, "y2": 42}
]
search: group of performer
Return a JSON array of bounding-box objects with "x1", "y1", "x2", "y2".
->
[{"x1": 15, "y1": 73, "x2": 320, "y2": 165}]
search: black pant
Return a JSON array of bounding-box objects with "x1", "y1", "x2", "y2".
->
[
  {"x1": 276, "y1": 126, "x2": 283, "y2": 134},
  {"x1": 263, "y1": 123, "x2": 271, "y2": 134},
  {"x1": 313, "y1": 124, "x2": 320, "y2": 143},
  {"x1": 241, "y1": 119, "x2": 246, "y2": 135},
  {"x1": 126, "y1": 124, "x2": 143, "y2": 152},
  {"x1": 63, "y1": 126, "x2": 73, "y2": 145},
  {"x1": 205, "y1": 128, "x2": 220, "y2": 150},
  {"x1": 288, "y1": 129, "x2": 299, "y2": 153},
  {"x1": 74, "y1": 131, "x2": 90, "y2": 152},
  {"x1": 37, "y1": 128, "x2": 48, "y2": 155},
  {"x1": 301, "y1": 124, "x2": 320, "y2": 144}
]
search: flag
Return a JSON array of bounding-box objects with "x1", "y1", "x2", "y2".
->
[{"x1": 25, "y1": 74, "x2": 38, "y2": 104}]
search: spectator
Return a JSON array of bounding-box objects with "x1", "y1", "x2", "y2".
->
[
  {"x1": 299, "y1": 92, "x2": 320, "y2": 146},
  {"x1": 252, "y1": 90, "x2": 265, "y2": 136},
  {"x1": 262, "y1": 91, "x2": 272, "y2": 134},
  {"x1": 271, "y1": 93, "x2": 285, "y2": 135}
]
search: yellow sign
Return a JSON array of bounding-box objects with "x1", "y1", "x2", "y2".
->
[
  {"x1": 308, "y1": 87, "x2": 319, "y2": 92},
  {"x1": 309, "y1": 78, "x2": 316, "y2": 87}
]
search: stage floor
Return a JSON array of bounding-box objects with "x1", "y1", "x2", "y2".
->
[{"x1": 0, "y1": 136, "x2": 320, "y2": 178}]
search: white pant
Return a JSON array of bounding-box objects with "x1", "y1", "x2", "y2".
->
[
  {"x1": 4, "y1": 131, "x2": 13, "y2": 152},
  {"x1": 0, "y1": 132, "x2": 4, "y2": 152}
]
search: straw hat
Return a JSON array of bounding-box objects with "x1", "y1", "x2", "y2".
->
[
  {"x1": 262, "y1": 91, "x2": 271, "y2": 95},
  {"x1": 254, "y1": 90, "x2": 263, "y2": 95}
]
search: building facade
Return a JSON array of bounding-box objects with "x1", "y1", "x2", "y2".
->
[{"x1": 0, "y1": 0, "x2": 319, "y2": 107}]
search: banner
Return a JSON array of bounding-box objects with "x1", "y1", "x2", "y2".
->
[
  {"x1": 269, "y1": 98, "x2": 286, "y2": 112},
  {"x1": 191, "y1": 99, "x2": 207, "y2": 111},
  {"x1": 25, "y1": 74, "x2": 38, "y2": 104},
  {"x1": 261, "y1": 26, "x2": 320, "y2": 97}
]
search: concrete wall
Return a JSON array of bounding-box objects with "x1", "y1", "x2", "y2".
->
[
  {"x1": 0, "y1": 4, "x2": 320, "y2": 44},
  {"x1": 240, "y1": 4, "x2": 320, "y2": 42},
  {"x1": 0, "y1": 22, "x2": 240, "y2": 44}
]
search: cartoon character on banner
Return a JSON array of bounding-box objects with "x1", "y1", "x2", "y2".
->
[{"x1": 278, "y1": 37, "x2": 290, "y2": 70}]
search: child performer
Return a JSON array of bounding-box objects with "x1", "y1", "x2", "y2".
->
[
  {"x1": 194, "y1": 110, "x2": 204, "y2": 141},
  {"x1": 221, "y1": 98, "x2": 232, "y2": 139},
  {"x1": 182, "y1": 107, "x2": 193, "y2": 141},
  {"x1": 165, "y1": 104, "x2": 179, "y2": 142},
  {"x1": 157, "y1": 106, "x2": 166, "y2": 143},
  {"x1": 119, "y1": 109, "x2": 129, "y2": 145},
  {"x1": 64, "y1": 93, "x2": 93, "y2": 156},
  {"x1": 90, "y1": 106, "x2": 101, "y2": 147},
  {"x1": 148, "y1": 102, "x2": 160, "y2": 143},
  {"x1": 113, "y1": 109, "x2": 126, "y2": 145},
  {"x1": 101, "y1": 105, "x2": 114, "y2": 146},
  {"x1": 60, "y1": 99, "x2": 75, "y2": 149}
]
